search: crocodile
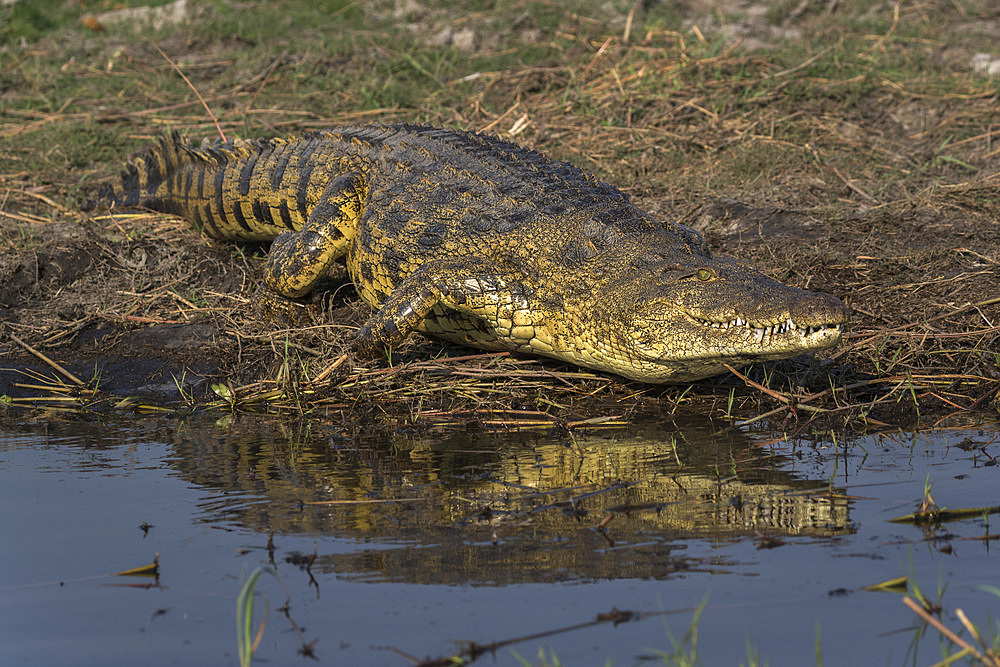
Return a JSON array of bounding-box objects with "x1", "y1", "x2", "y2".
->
[{"x1": 91, "y1": 124, "x2": 848, "y2": 383}]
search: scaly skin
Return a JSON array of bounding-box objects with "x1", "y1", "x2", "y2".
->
[{"x1": 91, "y1": 124, "x2": 849, "y2": 382}]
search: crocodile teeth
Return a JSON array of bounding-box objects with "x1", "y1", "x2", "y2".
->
[{"x1": 695, "y1": 316, "x2": 841, "y2": 340}]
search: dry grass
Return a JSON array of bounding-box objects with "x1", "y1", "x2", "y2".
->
[{"x1": 1, "y1": 0, "x2": 998, "y2": 426}]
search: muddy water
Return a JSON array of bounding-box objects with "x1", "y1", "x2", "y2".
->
[{"x1": 1, "y1": 412, "x2": 997, "y2": 666}]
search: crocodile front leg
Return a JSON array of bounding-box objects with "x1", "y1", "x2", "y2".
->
[
  {"x1": 351, "y1": 257, "x2": 535, "y2": 355},
  {"x1": 262, "y1": 173, "x2": 365, "y2": 298}
]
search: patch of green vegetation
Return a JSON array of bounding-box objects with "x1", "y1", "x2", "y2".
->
[
  {"x1": 2, "y1": 1, "x2": 60, "y2": 44},
  {"x1": 7, "y1": 121, "x2": 142, "y2": 198},
  {"x1": 0, "y1": 0, "x2": 178, "y2": 45},
  {"x1": 193, "y1": 0, "x2": 363, "y2": 48}
]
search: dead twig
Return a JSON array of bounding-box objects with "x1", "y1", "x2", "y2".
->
[
  {"x1": 831, "y1": 165, "x2": 876, "y2": 202},
  {"x1": 902, "y1": 596, "x2": 999, "y2": 666},
  {"x1": 8, "y1": 331, "x2": 85, "y2": 387},
  {"x1": 154, "y1": 43, "x2": 226, "y2": 141}
]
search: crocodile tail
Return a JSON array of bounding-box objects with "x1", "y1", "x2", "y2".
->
[{"x1": 86, "y1": 131, "x2": 194, "y2": 211}]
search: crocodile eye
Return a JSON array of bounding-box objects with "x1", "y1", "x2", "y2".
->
[{"x1": 696, "y1": 268, "x2": 713, "y2": 281}]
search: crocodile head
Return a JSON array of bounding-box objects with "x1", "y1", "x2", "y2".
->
[{"x1": 604, "y1": 254, "x2": 849, "y2": 383}]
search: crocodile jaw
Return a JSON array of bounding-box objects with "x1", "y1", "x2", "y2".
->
[
  {"x1": 621, "y1": 298, "x2": 848, "y2": 383},
  {"x1": 611, "y1": 260, "x2": 850, "y2": 383},
  {"x1": 685, "y1": 312, "x2": 846, "y2": 356}
]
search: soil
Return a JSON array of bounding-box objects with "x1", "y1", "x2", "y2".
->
[{"x1": 1, "y1": 0, "x2": 998, "y2": 423}]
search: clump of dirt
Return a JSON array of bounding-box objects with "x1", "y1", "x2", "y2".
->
[
  {"x1": 0, "y1": 214, "x2": 241, "y2": 399},
  {"x1": 0, "y1": 244, "x2": 98, "y2": 310}
]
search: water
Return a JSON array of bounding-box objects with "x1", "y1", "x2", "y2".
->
[{"x1": 1, "y1": 412, "x2": 997, "y2": 666}]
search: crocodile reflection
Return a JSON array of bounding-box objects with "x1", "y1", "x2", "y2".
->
[{"x1": 164, "y1": 416, "x2": 852, "y2": 584}]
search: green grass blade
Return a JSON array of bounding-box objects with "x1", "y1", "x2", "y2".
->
[{"x1": 237, "y1": 567, "x2": 267, "y2": 667}]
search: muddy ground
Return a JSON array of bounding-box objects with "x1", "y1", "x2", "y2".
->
[{"x1": 1, "y1": 0, "x2": 998, "y2": 425}]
